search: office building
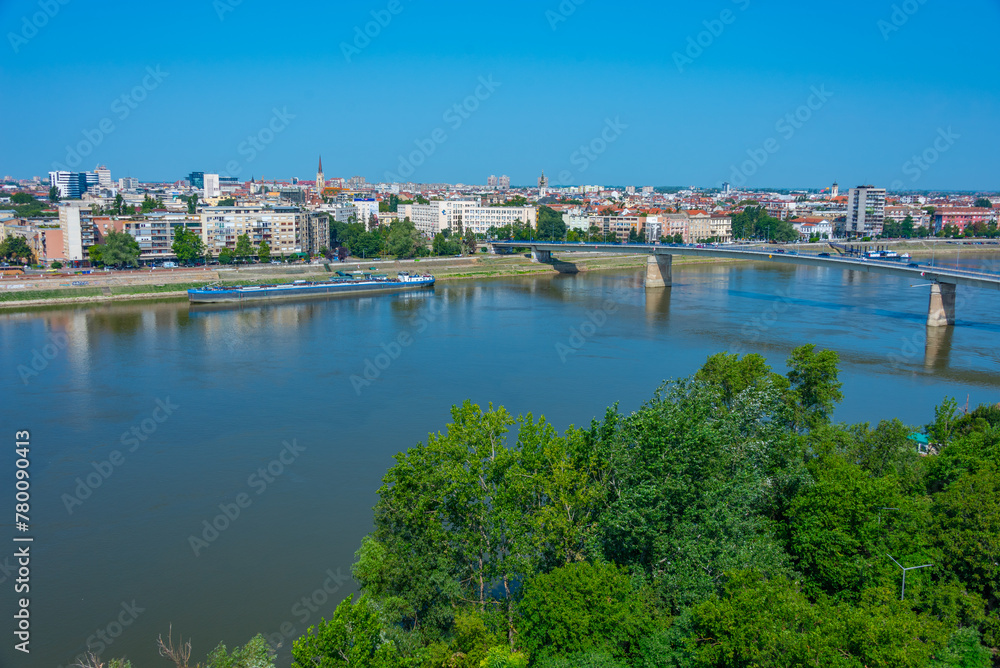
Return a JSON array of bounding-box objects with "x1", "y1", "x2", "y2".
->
[
  {"x1": 187, "y1": 172, "x2": 205, "y2": 189},
  {"x1": 48, "y1": 171, "x2": 88, "y2": 199}
]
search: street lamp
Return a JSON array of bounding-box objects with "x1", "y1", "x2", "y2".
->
[{"x1": 887, "y1": 554, "x2": 932, "y2": 600}]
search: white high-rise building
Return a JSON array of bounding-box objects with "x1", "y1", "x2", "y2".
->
[
  {"x1": 118, "y1": 177, "x2": 139, "y2": 191},
  {"x1": 487, "y1": 175, "x2": 498, "y2": 189},
  {"x1": 204, "y1": 174, "x2": 221, "y2": 199},
  {"x1": 846, "y1": 186, "x2": 886, "y2": 237},
  {"x1": 498, "y1": 175, "x2": 510, "y2": 191}
]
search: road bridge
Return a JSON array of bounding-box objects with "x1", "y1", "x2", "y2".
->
[{"x1": 487, "y1": 241, "x2": 1000, "y2": 327}]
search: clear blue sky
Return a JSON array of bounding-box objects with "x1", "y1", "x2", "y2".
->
[{"x1": 1, "y1": 0, "x2": 997, "y2": 189}]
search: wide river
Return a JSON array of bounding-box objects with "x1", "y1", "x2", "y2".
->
[{"x1": 2, "y1": 255, "x2": 999, "y2": 668}]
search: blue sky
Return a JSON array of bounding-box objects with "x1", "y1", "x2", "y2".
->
[{"x1": 1, "y1": 0, "x2": 998, "y2": 189}]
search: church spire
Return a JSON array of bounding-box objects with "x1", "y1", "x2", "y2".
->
[{"x1": 318, "y1": 155, "x2": 323, "y2": 173}]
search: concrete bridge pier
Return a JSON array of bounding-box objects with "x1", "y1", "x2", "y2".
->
[
  {"x1": 645, "y1": 254, "x2": 672, "y2": 288},
  {"x1": 927, "y1": 282, "x2": 956, "y2": 327},
  {"x1": 531, "y1": 248, "x2": 551, "y2": 263}
]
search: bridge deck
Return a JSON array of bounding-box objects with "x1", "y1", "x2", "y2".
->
[{"x1": 489, "y1": 242, "x2": 1000, "y2": 292}]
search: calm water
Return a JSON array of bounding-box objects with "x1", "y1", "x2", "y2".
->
[{"x1": 2, "y1": 256, "x2": 999, "y2": 668}]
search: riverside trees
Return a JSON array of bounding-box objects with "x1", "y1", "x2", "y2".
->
[{"x1": 285, "y1": 345, "x2": 997, "y2": 667}]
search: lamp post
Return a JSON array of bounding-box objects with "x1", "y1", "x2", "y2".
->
[{"x1": 887, "y1": 554, "x2": 932, "y2": 600}]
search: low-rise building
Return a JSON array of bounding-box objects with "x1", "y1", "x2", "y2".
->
[
  {"x1": 407, "y1": 201, "x2": 536, "y2": 237},
  {"x1": 933, "y1": 207, "x2": 996, "y2": 234}
]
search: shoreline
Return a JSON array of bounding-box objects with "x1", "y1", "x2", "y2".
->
[{"x1": 2, "y1": 247, "x2": 996, "y2": 310}]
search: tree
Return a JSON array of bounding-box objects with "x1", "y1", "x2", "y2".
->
[
  {"x1": 291, "y1": 595, "x2": 395, "y2": 667},
  {"x1": 88, "y1": 244, "x2": 104, "y2": 267},
  {"x1": 0, "y1": 235, "x2": 36, "y2": 264},
  {"x1": 11, "y1": 192, "x2": 35, "y2": 204},
  {"x1": 785, "y1": 344, "x2": 844, "y2": 430},
  {"x1": 518, "y1": 561, "x2": 658, "y2": 662},
  {"x1": 187, "y1": 192, "x2": 199, "y2": 215},
  {"x1": 140, "y1": 194, "x2": 164, "y2": 212},
  {"x1": 98, "y1": 230, "x2": 141, "y2": 268},
  {"x1": 234, "y1": 234, "x2": 254, "y2": 262},
  {"x1": 463, "y1": 227, "x2": 477, "y2": 255},
  {"x1": 384, "y1": 218, "x2": 423, "y2": 259},
  {"x1": 113, "y1": 193, "x2": 125, "y2": 216},
  {"x1": 206, "y1": 634, "x2": 275, "y2": 668},
  {"x1": 219, "y1": 249, "x2": 234, "y2": 265},
  {"x1": 48, "y1": 186, "x2": 60, "y2": 202},
  {"x1": 171, "y1": 227, "x2": 205, "y2": 265},
  {"x1": 258, "y1": 240, "x2": 270, "y2": 262},
  {"x1": 432, "y1": 232, "x2": 461, "y2": 256},
  {"x1": 974, "y1": 197, "x2": 992, "y2": 209},
  {"x1": 536, "y1": 206, "x2": 567, "y2": 241}
]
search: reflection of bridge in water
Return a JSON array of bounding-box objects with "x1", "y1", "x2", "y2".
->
[{"x1": 488, "y1": 242, "x2": 1000, "y2": 328}]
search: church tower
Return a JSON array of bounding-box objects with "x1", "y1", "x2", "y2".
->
[{"x1": 316, "y1": 156, "x2": 325, "y2": 196}]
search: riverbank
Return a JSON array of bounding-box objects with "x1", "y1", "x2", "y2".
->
[{"x1": 2, "y1": 245, "x2": 996, "y2": 309}]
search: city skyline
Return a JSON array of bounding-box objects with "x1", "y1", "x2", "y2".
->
[{"x1": 1, "y1": 1, "x2": 998, "y2": 189}]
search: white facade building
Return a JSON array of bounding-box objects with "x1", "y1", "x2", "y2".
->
[
  {"x1": 204, "y1": 174, "x2": 221, "y2": 199},
  {"x1": 200, "y1": 206, "x2": 302, "y2": 255},
  {"x1": 407, "y1": 201, "x2": 537, "y2": 237}
]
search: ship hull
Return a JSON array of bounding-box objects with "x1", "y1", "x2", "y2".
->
[{"x1": 188, "y1": 277, "x2": 435, "y2": 303}]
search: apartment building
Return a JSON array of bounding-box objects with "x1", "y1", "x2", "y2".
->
[
  {"x1": 933, "y1": 207, "x2": 996, "y2": 234},
  {"x1": 884, "y1": 205, "x2": 930, "y2": 229},
  {"x1": 405, "y1": 201, "x2": 536, "y2": 237},
  {"x1": 302, "y1": 212, "x2": 330, "y2": 256},
  {"x1": 846, "y1": 186, "x2": 886, "y2": 237},
  {"x1": 58, "y1": 201, "x2": 97, "y2": 261},
  {"x1": 200, "y1": 206, "x2": 302, "y2": 255},
  {"x1": 124, "y1": 214, "x2": 203, "y2": 262}
]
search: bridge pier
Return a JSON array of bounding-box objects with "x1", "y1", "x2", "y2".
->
[
  {"x1": 645, "y1": 254, "x2": 672, "y2": 289},
  {"x1": 927, "y1": 282, "x2": 956, "y2": 327},
  {"x1": 531, "y1": 248, "x2": 551, "y2": 263}
]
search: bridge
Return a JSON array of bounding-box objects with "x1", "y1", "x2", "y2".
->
[{"x1": 487, "y1": 241, "x2": 1000, "y2": 327}]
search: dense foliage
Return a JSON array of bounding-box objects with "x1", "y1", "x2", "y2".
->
[{"x1": 98, "y1": 346, "x2": 1000, "y2": 668}]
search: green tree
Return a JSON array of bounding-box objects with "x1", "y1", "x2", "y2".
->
[
  {"x1": 48, "y1": 186, "x2": 60, "y2": 202},
  {"x1": 974, "y1": 197, "x2": 992, "y2": 209},
  {"x1": 187, "y1": 192, "x2": 199, "y2": 215},
  {"x1": 291, "y1": 595, "x2": 396, "y2": 668},
  {"x1": 113, "y1": 193, "x2": 125, "y2": 216},
  {"x1": 536, "y1": 206, "x2": 567, "y2": 241},
  {"x1": 0, "y1": 236, "x2": 36, "y2": 264},
  {"x1": 171, "y1": 227, "x2": 205, "y2": 265},
  {"x1": 206, "y1": 634, "x2": 275, "y2": 668},
  {"x1": 98, "y1": 230, "x2": 141, "y2": 268},
  {"x1": 218, "y1": 198, "x2": 236, "y2": 206},
  {"x1": 384, "y1": 218, "x2": 422, "y2": 259},
  {"x1": 518, "y1": 561, "x2": 658, "y2": 662},
  {"x1": 140, "y1": 194, "x2": 164, "y2": 212},
  {"x1": 462, "y1": 226, "x2": 478, "y2": 255},
  {"x1": 11, "y1": 192, "x2": 35, "y2": 204},
  {"x1": 234, "y1": 234, "x2": 254, "y2": 262},
  {"x1": 88, "y1": 244, "x2": 104, "y2": 267},
  {"x1": 785, "y1": 344, "x2": 844, "y2": 430},
  {"x1": 432, "y1": 233, "x2": 461, "y2": 256},
  {"x1": 219, "y1": 249, "x2": 234, "y2": 265},
  {"x1": 258, "y1": 240, "x2": 270, "y2": 262},
  {"x1": 694, "y1": 352, "x2": 789, "y2": 408}
]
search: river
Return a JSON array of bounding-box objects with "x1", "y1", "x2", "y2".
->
[{"x1": 2, "y1": 255, "x2": 999, "y2": 668}]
